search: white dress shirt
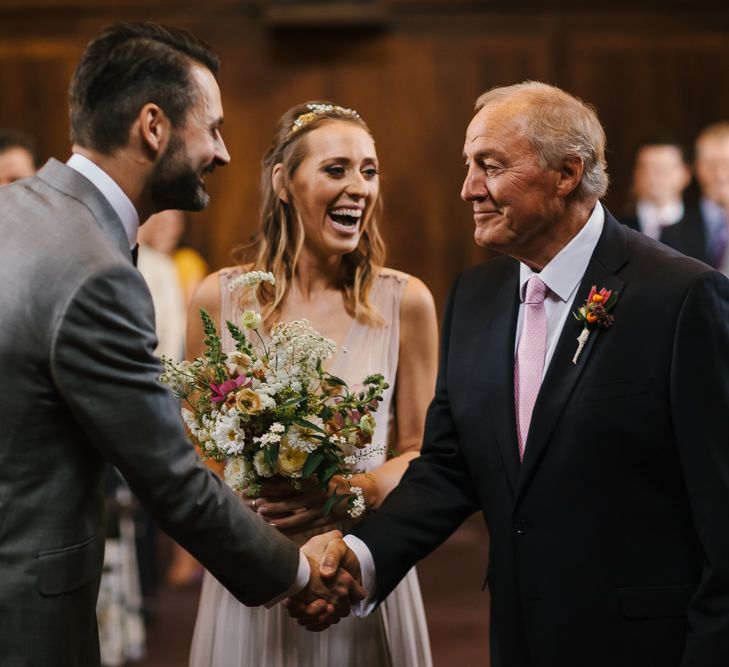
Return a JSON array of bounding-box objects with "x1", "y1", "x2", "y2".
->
[
  {"x1": 635, "y1": 199, "x2": 684, "y2": 241},
  {"x1": 66, "y1": 153, "x2": 140, "y2": 249},
  {"x1": 345, "y1": 203, "x2": 605, "y2": 614},
  {"x1": 68, "y1": 152, "x2": 312, "y2": 605}
]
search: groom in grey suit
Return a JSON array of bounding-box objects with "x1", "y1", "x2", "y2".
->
[{"x1": 0, "y1": 22, "x2": 358, "y2": 666}]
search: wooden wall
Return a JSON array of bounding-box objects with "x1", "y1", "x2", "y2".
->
[{"x1": 1, "y1": 1, "x2": 728, "y2": 311}]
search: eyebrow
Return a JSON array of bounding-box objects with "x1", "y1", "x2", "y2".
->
[{"x1": 319, "y1": 156, "x2": 378, "y2": 164}]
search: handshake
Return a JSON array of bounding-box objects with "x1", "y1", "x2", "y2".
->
[{"x1": 285, "y1": 530, "x2": 365, "y2": 631}]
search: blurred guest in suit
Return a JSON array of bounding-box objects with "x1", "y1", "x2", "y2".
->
[
  {"x1": 0, "y1": 128, "x2": 37, "y2": 185},
  {"x1": 621, "y1": 136, "x2": 690, "y2": 240},
  {"x1": 662, "y1": 123, "x2": 729, "y2": 274}
]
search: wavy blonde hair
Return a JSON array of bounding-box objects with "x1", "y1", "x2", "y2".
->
[{"x1": 234, "y1": 101, "x2": 386, "y2": 326}]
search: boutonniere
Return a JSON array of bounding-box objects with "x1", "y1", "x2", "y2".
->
[{"x1": 571, "y1": 286, "x2": 618, "y2": 364}]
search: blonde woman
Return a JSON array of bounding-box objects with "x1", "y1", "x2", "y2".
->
[{"x1": 188, "y1": 102, "x2": 438, "y2": 666}]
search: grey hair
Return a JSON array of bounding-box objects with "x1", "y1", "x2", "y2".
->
[{"x1": 475, "y1": 81, "x2": 609, "y2": 203}]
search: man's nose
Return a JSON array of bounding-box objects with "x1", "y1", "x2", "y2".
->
[
  {"x1": 216, "y1": 134, "x2": 231, "y2": 166},
  {"x1": 461, "y1": 167, "x2": 485, "y2": 201}
]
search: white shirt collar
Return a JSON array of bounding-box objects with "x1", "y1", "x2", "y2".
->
[
  {"x1": 635, "y1": 199, "x2": 684, "y2": 240},
  {"x1": 519, "y1": 202, "x2": 605, "y2": 303},
  {"x1": 66, "y1": 153, "x2": 139, "y2": 249}
]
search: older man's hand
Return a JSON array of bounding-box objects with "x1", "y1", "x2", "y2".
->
[{"x1": 286, "y1": 530, "x2": 363, "y2": 631}]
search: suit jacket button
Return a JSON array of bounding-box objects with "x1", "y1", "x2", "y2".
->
[{"x1": 514, "y1": 519, "x2": 529, "y2": 535}]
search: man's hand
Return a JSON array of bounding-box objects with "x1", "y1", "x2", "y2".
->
[{"x1": 286, "y1": 530, "x2": 363, "y2": 631}]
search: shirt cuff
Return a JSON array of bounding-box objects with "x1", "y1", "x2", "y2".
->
[
  {"x1": 343, "y1": 534, "x2": 378, "y2": 617},
  {"x1": 263, "y1": 550, "x2": 311, "y2": 608}
]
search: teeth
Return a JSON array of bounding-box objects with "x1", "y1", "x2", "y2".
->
[{"x1": 329, "y1": 208, "x2": 362, "y2": 218}]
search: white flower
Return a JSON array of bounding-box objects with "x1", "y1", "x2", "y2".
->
[
  {"x1": 224, "y1": 457, "x2": 249, "y2": 491},
  {"x1": 254, "y1": 430, "x2": 282, "y2": 447},
  {"x1": 227, "y1": 271, "x2": 275, "y2": 291},
  {"x1": 282, "y1": 415, "x2": 324, "y2": 454},
  {"x1": 270, "y1": 422, "x2": 285, "y2": 434},
  {"x1": 348, "y1": 486, "x2": 366, "y2": 518},
  {"x1": 253, "y1": 450, "x2": 274, "y2": 477},
  {"x1": 264, "y1": 319, "x2": 336, "y2": 392},
  {"x1": 211, "y1": 410, "x2": 246, "y2": 455},
  {"x1": 240, "y1": 310, "x2": 262, "y2": 331},
  {"x1": 181, "y1": 408, "x2": 199, "y2": 435},
  {"x1": 334, "y1": 432, "x2": 358, "y2": 458}
]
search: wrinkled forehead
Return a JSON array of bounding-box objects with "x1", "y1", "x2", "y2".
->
[{"x1": 464, "y1": 101, "x2": 531, "y2": 154}]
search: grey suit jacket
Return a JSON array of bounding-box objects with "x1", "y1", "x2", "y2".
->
[{"x1": 0, "y1": 159, "x2": 300, "y2": 666}]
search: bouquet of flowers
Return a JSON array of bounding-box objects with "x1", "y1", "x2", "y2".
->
[{"x1": 160, "y1": 271, "x2": 388, "y2": 518}]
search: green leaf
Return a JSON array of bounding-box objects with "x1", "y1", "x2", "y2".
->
[
  {"x1": 278, "y1": 395, "x2": 309, "y2": 409},
  {"x1": 295, "y1": 418, "x2": 326, "y2": 434},
  {"x1": 321, "y1": 464, "x2": 340, "y2": 485},
  {"x1": 265, "y1": 441, "x2": 280, "y2": 471},
  {"x1": 302, "y1": 451, "x2": 324, "y2": 479},
  {"x1": 323, "y1": 491, "x2": 348, "y2": 517},
  {"x1": 324, "y1": 374, "x2": 348, "y2": 387}
]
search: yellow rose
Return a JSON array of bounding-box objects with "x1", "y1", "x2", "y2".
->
[
  {"x1": 235, "y1": 388, "x2": 263, "y2": 414},
  {"x1": 276, "y1": 439, "x2": 308, "y2": 478}
]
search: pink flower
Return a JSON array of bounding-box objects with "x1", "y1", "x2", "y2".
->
[{"x1": 210, "y1": 375, "x2": 250, "y2": 403}]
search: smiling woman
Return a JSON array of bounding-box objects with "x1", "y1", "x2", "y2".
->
[{"x1": 185, "y1": 101, "x2": 439, "y2": 667}]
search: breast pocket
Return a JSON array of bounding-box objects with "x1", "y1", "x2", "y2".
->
[
  {"x1": 618, "y1": 583, "x2": 694, "y2": 619},
  {"x1": 36, "y1": 531, "x2": 104, "y2": 596},
  {"x1": 580, "y1": 377, "x2": 653, "y2": 404}
]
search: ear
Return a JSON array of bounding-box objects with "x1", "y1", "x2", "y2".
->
[
  {"x1": 137, "y1": 103, "x2": 171, "y2": 158},
  {"x1": 555, "y1": 155, "x2": 584, "y2": 198},
  {"x1": 271, "y1": 163, "x2": 289, "y2": 203}
]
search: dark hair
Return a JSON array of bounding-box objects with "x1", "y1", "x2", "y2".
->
[
  {"x1": 69, "y1": 21, "x2": 220, "y2": 154},
  {"x1": 636, "y1": 134, "x2": 688, "y2": 163},
  {"x1": 0, "y1": 128, "x2": 38, "y2": 166}
]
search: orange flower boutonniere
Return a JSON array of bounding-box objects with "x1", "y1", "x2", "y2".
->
[{"x1": 572, "y1": 286, "x2": 619, "y2": 364}]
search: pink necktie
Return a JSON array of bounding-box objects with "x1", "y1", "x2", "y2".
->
[{"x1": 514, "y1": 276, "x2": 548, "y2": 460}]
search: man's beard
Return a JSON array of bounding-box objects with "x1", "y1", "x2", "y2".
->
[{"x1": 149, "y1": 133, "x2": 210, "y2": 212}]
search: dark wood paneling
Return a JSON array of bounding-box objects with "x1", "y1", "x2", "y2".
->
[{"x1": 1, "y1": 4, "x2": 728, "y2": 314}]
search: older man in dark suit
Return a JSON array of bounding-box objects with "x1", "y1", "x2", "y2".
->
[
  {"x1": 298, "y1": 82, "x2": 729, "y2": 666},
  {"x1": 0, "y1": 22, "x2": 358, "y2": 667}
]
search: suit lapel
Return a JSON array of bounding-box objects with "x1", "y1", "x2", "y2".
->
[
  {"x1": 515, "y1": 213, "x2": 628, "y2": 502},
  {"x1": 37, "y1": 159, "x2": 133, "y2": 263},
  {"x1": 474, "y1": 260, "x2": 521, "y2": 495}
]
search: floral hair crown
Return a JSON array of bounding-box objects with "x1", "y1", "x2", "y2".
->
[{"x1": 286, "y1": 103, "x2": 362, "y2": 140}]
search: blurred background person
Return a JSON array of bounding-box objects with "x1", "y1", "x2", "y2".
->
[
  {"x1": 663, "y1": 122, "x2": 729, "y2": 275},
  {"x1": 0, "y1": 128, "x2": 38, "y2": 185},
  {"x1": 136, "y1": 214, "x2": 187, "y2": 362},
  {"x1": 137, "y1": 209, "x2": 210, "y2": 305},
  {"x1": 621, "y1": 136, "x2": 691, "y2": 240}
]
